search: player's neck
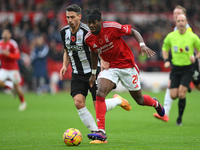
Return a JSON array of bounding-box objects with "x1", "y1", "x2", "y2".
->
[{"x1": 70, "y1": 24, "x2": 80, "y2": 34}]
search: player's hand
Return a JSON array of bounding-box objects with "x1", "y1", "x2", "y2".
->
[
  {"x1": 164, "y1": 61, "x2": 170, "y2": 68},
  {"x1": 100, "y1": 59, "x2": 110, "y2": 71},
  {"x1": 141, "y1": 46, "x2": 155, "y2": 57},
  {"x1": 189, "y1": 55, "x2": 195, "y2": 63},
  {"x1": 59, "y1": 66, "x2": 67, "y2": 80},
  {"x1": 89, "y1": 74, "x2": 96, "y2": 88}
]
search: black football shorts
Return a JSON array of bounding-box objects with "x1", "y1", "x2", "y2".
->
[{"x1": 170, "y1": 64, "x2": 194, "y2": 88}]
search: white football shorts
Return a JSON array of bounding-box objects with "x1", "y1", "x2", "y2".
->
[
  {"x1": 0, "y1": 69, "x2": 21, "y2": 84},
  {"x1": 98, "y1": 67, "x2": 141, "y2": 91}
]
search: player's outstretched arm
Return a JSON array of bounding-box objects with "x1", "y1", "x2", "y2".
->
[{"x1": 130, "y1": 28, "x2": 155, "y2": 57}]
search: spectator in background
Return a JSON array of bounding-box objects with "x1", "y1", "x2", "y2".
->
[
  {"x1": 0, "y1": 29, "x2": 27, "y2": 111},
  {"x1": 48, "y1": 39, "x2": 63, "y2": 61},
  {"x1": 48, "y1": 39, "x2": 63, "y2": 93},
  {"x1": 30, "y1": 35, "x2": 49, "y2": 94},
  {"x1": 37, "y1": 14, "x2": 50, "y2": 34},
  {"x1": 47, "y1": 25, "x2": 62, "y2": 42}
]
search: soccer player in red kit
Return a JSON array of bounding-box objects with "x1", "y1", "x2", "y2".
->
[
  {"x1": 0, "y1": 29, "x2": 27, "y2": 111},
  {"x1": 84, "y1": 9, "x2": 165, "y2": 141}
]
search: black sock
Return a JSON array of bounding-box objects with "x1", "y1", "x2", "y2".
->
[{"x1": 178, "y1": 98, "x2": 186, "y2": 122}]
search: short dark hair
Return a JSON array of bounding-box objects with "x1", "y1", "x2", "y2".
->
[
  {"x1": 85, "y1": 8, "x2": 101, "y2": 21},
  {"x1": 66, "y1": 4, "x2": 82, "y2": 14}
]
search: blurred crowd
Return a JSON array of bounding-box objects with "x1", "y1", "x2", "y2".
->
[{"x1": 0, "y1": 0, "x2": 200, "y2": 92}]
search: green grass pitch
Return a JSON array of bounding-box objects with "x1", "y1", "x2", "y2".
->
[{"x1": 0, "y1": 90, "x2": 200, "y2": 150}]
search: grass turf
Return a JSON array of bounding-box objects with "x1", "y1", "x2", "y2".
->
[{"x1": 0, "y1": 90, "x2": 199, "y2": 150}]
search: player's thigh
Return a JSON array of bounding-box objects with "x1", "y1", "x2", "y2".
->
[
  {"x1": 97, "y1": 69, "x2": 118, "y2": 97},
  {"x1": 71, "y1": 80, "x2": 88, "y2": 99},
  {"x1": 8, "y1": 70, "x2": 21, "y2": 84},
  {"x1": 170, "y1": 88, "x2": 179, "y2": 99},
  {"x1": 118, "y1": 67, "x2": 141, "y2": 91},
  {"x1": 170, "y1": 73, "x2": 181, "y2": 89},
  {"x1": 180, "y1": 70, "x2": 193, "y2": 88},
  {"x1": 168, "y1": 79, "x2": 171, "y2": 88},
  {"x1": 97, "y1": 78, "x2": 115, "y2": 97},
  {"x1": 0, "y1": 69, "x2": 9, "y2": 81}
]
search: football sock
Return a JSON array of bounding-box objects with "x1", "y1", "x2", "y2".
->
[
  {"x1": 4, "y1": 80, "x2": 14, "y2": 89},
  {"x1": 77, "y1": 106, "x2": 98, "y2": 132},
  {"x1": 19, "y1": 95, "x2": 25, "y2": 103},
  {"x1": 143, "y1": 95, "x2": 158, "y2": 107},
  {"x1": 164, "y1": 88, "x2": 173, "y2": 116},
  {"x1": 96, "y1": 96, "x2": 106, "y2": 130},
  {"x1": 105, "y1": 97, "x2": 121, "y2": 112},
  {"x1": 178, "y1": 98, "x2": 186, "y2": 120},
  {"x1": 98, "y1": 129, "x2": 106, "y2": 134}
]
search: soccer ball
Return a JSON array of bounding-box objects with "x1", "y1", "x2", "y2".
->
[{"x1": 63, "y1": 128, "x2": 82, "y2": 146}]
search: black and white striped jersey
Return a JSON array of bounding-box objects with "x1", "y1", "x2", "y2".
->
[{"x1": 60, "y1": 22, "x2": 92, "y2": 75}]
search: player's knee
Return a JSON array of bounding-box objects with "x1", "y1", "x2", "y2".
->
[
  {"x1": 74, "y1": 99, "x2": 85, "y2": 109},
  {"x1": 96, "y1": 89, "x2": 106, "y2": 98},
  {"x1": 170, "y1": 94, "x2": 177, "y2": 100},
  {"x1": 178, "y1": 93, "x2": 186, "y2": 99}
]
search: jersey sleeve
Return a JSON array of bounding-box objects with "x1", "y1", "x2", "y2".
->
[
  {"x1": 106, "y1": 22, "x2": 131, "y2": 38},
  {"x1": 85, "y1": 39, "x2": 95, "y2": 52},
  {"x1": 60, "y1": 29, "x2": 67, "y2": 49},
  {"x1": 84, "y1": 32, "x2": 96, "y2": 52},
  {"x1": 162, "y1": 34, "x2": 171, "y2": 52},
  {"x1": 8, "y1": 40, "x2": 20, "y2": 59},
  {"x1": 193, "y1": 34, "x2": 200, "y2": 52}
]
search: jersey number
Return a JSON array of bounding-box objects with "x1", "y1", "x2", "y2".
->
[{"x1": 132, "y1": 74, "x2": 138, "y2": 84}]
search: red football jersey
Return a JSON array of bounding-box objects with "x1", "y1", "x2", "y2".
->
[
  {"x1": 85, "y1": 21, "x2": 135, "y2": 68},
  {"x1": 0, "y1": 39, "x2": 20, "y2": 70}
]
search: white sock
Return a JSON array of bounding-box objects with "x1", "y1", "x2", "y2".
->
[
  {"x1": 105, "y1": 97, "x2": 122, "y2": 112},
  {"x1": 164, "y1": 88, "x2": 173, "y2": 116},
  {"x1": 98, "y1": 129, "x2": 106, "y2": 134},
  {"x1": 77, "y1": 106, "x2": 98, "y2": 132},
  {"x1": 4, "y1": 80, "x2": 14, "y2": 89}
]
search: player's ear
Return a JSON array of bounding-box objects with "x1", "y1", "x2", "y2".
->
[{"x1": 79, "y1": 14, "x2": 82, "y2": 19}]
